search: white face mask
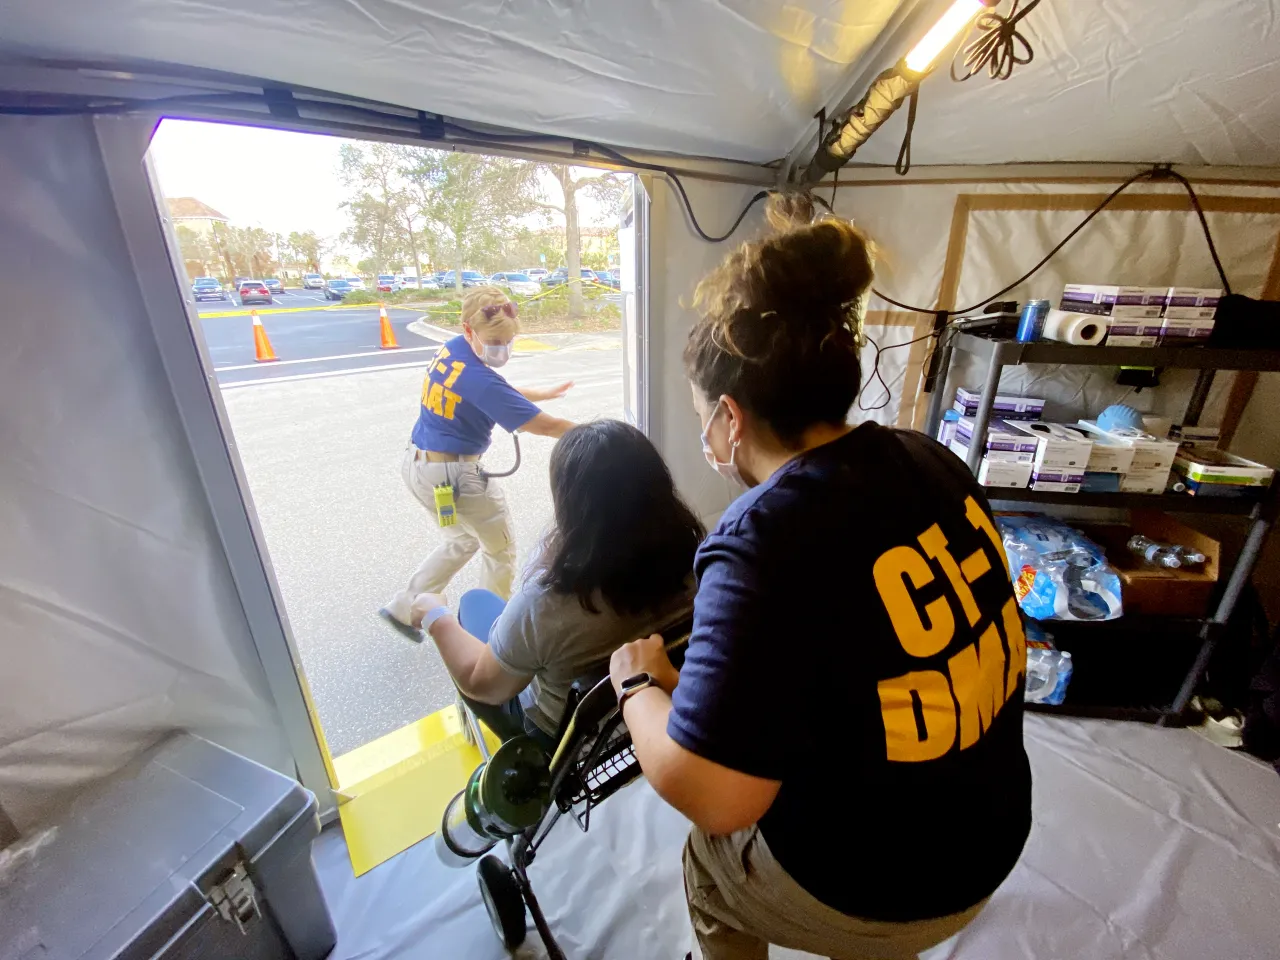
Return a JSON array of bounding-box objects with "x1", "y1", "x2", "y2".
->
[
  {"x1": 700, "y1": 400, "x2": 745, "y2": 487},
  {"x1": 473, "y1": 338, "x2": 511, "y2": 368}
]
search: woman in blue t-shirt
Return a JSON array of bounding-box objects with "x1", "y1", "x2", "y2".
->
[
  {"x1": 608, "y1": 196, "x2": 1032, "y2": 959},
  {"x1": 381, "y1": 287, "x2": 575, "y2": 632},
  {"x1": 395, "y1": 420, "x2": 701, "y2": 750}
]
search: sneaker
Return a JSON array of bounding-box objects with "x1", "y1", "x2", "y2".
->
[
  {"x1": 378, "y1": 592, "x2": 424, "y2": 643},
  {"x1": 1190, "y1": 697, "x2": 1245, "y2": 749}
]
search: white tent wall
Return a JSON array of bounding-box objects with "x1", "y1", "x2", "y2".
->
[
  {"x1": 0, "y1": 114, "x2": 292, "y2": 833},
  {"x1": 646, "y1": 176, "x2": 766, "y2": 526},
  {"x1": 833, "y1": 174, "x2": 1280, "y2": 430}
]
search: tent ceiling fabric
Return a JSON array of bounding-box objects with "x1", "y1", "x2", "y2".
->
[
  {"x1": 851, "y1": 0, "x2": 1280, "y2": 168},
  {"x1": 4, "y1": 1, "x2": 1280, "y2": 167},
  {"x1": 0, "y1": 0, "x2": 904, "y2": 164}
]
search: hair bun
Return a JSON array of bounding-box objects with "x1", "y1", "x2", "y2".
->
[{"x1": 764, "y1": 191, "x2": 817, "y2": 233}]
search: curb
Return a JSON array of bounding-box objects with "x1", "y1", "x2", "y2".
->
[{"x1": 409, "y1": 317, "x2": 459, "y2": 341}]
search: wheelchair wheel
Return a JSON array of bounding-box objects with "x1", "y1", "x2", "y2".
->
[{"x1": 477, "y1": 854, "x2": 527, "y2": 949}]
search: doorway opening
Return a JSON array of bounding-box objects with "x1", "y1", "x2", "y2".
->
[{"x1": 148, "y1": 118, "x2": 640, "y2": 868}]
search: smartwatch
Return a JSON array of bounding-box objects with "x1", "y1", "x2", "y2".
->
[{"x1": 617, "y1": 672, "x2": 655, "y2": 710}]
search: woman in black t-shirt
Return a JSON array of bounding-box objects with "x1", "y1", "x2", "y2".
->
[{"x1": 610, "y1": 194, "x2": 1032, "y2": 959}]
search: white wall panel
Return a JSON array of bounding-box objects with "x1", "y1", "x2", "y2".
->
[{"x1": 0, "y1": 115, "x2": 291, "y2": 832}]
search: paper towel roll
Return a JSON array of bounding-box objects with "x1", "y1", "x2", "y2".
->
[{"x1": 1043, "y1": 309, "x2": 1106, "y2": 345}]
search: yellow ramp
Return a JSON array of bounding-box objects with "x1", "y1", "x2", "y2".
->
[{"x1": 334, "y1": 706, "x2": 501, "y2": 876}]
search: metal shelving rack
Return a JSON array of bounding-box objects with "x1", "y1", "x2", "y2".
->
[{"x1": 926, "y1": 333, "x2": 1280, "y2": 724}]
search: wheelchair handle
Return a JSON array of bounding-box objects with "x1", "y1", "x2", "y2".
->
[{"x1": 481, "y1": 432, "x2": 521, "y2": 479}]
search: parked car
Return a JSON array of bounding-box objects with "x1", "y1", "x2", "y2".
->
[
  {"x1": 238, "y1": 280, "x2": 272, "y2": 305},
  {"x1": 302, "y1": 273, "x2": 325, "y2": 290},
  {"x1": 525, "y1": 267, "x2": 549, "y2": 282},
  {"x1": 263, "y1": 278, "x2": 284, "y2": 296},
  {"x1": 489, "y1": 272, "x2": 541, "y2": 296},
  {"x1": 542, "y1": 267, "x2": 600, "y2": 288},
  {"x1": 191, "y1": 277, "x2": 227, "y2": 301},
  {"x1": 599, "y1": 270, "x2": 621, "y2": 288},
  {"x1": 418, "y1": 275, "x2": 441, "y2": 290},
  {"x1": 439, "y1": 270, "x2": 488, "y2": 289},
  {"x1": 398, "y1": 275, "x2": 420, "y2": 290},
  {"x1": 376, "y1": 274, "x2": 401, "y2": 293},
  {"x1": 345, "y1": 276, "x2": 367, "y2": 290},
  {"x1": 324, "y1": 278, "x2": 353, "y2": 300}
]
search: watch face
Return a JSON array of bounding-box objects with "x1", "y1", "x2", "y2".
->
[{"x1": 621, "y1": 672, "x2": 652, "y2": 692}]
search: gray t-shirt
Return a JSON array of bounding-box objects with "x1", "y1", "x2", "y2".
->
[{"x1": 487, "y1": 579, "x2": 694, "y2": 737}]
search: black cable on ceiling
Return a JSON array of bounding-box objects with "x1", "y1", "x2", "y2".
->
[{"x1": 952, "y1": 0, "x2": 1042, "y2": 83}]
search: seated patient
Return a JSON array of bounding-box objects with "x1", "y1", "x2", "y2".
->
[{"x1": 406, "y1": 419, "x2": 702, "y2": 748}]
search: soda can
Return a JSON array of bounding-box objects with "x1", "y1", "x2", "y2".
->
[{"x1": 1016, "y1": 299, "x2": 1051, "y2": 342}]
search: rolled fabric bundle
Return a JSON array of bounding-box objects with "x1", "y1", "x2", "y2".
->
[{"x1": 1043, "y1": 309, "x2": 1106, "y2": 345}]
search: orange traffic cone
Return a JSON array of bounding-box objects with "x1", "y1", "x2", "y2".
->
[
  {"x1": 378, "y1": 304, "x2": 399, "y2": 349},
  {"x1": 252, "y1": 310, "x2": 278, "y2": 362}
]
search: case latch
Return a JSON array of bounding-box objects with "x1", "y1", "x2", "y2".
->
[{"x1": 207, "y1": 862, "x2": 261, "y2": 934}]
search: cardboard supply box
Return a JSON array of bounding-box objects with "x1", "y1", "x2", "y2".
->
[
  {"x1": 955, "y1": 417, "x2": 1040, "y2": 457},
  {"x1": 1076, "y1": 420, "x2": 1179, "y2": 472},
  {"x1": 1078, "y1": 513, "x2": 1219, "y2": 618},
  {"x1": 1173, "y1": 447, "x2": 1274, "y2": 496},
  {"x1": 1169, "y1": 424, "x2": 1221, "y2": 450},
  {"x1": 1005, "y1": 421, "x2": 1094, "y2": 470},
  {"x1": 1030, "y1": 467, "x2": 1083, "y2": 493},
  {"x1": 1079, "y1": 431, "x2": 1137, "y2": 474},
  {"x1": 1121, "y1": 468, "x2": 1174, "y2": 495},
  {"x1": 1061, "y1": 284, "x2": 1165, "y2": 325},
  {"x1": 1165, "y1": 286, "x2": 1223, "y2": 308},
  {"x1": 952, "y1": 439, "x2": 1035, "y2": 464},
  {"x1": 953, "y1": 387, "x2": 1045, "y2": 421},
  {"x1": 977, "y1": 457, "x2": 1033, "y2": 488},
  {"x1": 1106, "y1": 316, "x2": 1162, "y2": 347}
]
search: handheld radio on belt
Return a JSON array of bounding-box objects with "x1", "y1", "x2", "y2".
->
[{"x1": 432, "y1": 433, "x2": 523, "y2": 527}]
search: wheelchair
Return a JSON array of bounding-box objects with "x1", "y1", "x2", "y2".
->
[{"x1": 445, "y1": 608, "x2": 694, "y2": 959}]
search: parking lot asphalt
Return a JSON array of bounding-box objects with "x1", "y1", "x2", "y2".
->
[
  {"x1": 195, "y1": 288, "x2": 437, "y2": 381},
  {"x1": 219, "y1": 334, "x2": 625, "y2": 756}
]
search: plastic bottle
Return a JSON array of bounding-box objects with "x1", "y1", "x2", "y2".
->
[
  {"x1": 1127, "y1": 534, "x2": 1182, "y2": 568},
  {"x1": 1173, "y1": 544, "x2": 1207, "y2": 567}
]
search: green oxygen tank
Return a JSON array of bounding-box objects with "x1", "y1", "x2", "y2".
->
[{"x1": 436, "y1": 736, "x2": 550, "y2": 867}]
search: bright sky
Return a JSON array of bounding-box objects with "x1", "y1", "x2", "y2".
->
[{"x1": 148, "y1": 119, "x2": 619, "y2": 257}]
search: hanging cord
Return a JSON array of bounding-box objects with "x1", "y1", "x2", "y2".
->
[
  {"x1": 894, "y1": 89, "x2": 919, "y2": 176},
  {"x1": 1158, "y1": 167, "x2": 1233, "y2": 293},
  {"x1": 951, "y1": 0, "x2": 1042, "y2": 82},
  {"x1": 847, "y1": 165, "x2": 1232, "y2": 314}
]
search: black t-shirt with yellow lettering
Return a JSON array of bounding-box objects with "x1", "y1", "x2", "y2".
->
[{"x1": 669, "y1": 422, "x2": 1032, "y2": 922}]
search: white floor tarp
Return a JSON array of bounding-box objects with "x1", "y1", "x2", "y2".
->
[{"x1": 313, "y1": 717, "x2": 1280, "y2": 960}]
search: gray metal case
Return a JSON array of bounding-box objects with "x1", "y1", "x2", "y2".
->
[{"x1": 0, "y1": 734, "x2": 336, "y2": 960}]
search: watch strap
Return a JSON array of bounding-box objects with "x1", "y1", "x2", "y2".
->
[{"x1": 617, "y1": 672, "x2": 655, "y2": 711}]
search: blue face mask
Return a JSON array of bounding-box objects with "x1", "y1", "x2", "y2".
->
[{"x1": 700, "y1": 400, "x2": 745, "y2": 487}]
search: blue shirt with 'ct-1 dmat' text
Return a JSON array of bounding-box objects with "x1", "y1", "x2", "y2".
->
[{"x1": 410, "y1": 335, "x2": 539, "y2": 455}]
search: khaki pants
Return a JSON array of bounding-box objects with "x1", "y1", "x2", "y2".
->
[
  {"x1": 684, "y1": 827, "x2": 985, "y2": 960},
  {"x1": 398, "y1": 447, "x2": 517, "y2": 601}
]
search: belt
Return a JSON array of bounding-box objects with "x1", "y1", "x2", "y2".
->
[{"x1": 417, "y1": 449, "x2": 481, "y2": 463}]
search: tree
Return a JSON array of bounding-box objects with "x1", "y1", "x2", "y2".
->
[
  {"x1": 175, "y1": 225, "x2": 216, "y2": 279},
  {"x1": 338, "y1": 142, "x2": 407, "y2": 274},
  {"x1": 399, "y1": 147, "x2": 541, "y2": 295},
  {"x1": 288, "y1": 230, "x2": 325, "y2": 273},
  {"x1": 535, "y1": 166, "x2": 626, "y2": 317}
]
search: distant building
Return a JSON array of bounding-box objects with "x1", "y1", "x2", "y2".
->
[{"x1": 167, "y1": 197, "x2": 229, "y2": 237}]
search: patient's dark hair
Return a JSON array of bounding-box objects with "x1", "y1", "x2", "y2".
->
[
  {"x1": 536, "y1": 420, "x2": 704, "y2": 615},
  {"x1": 684, "y1": 193, "x2": 874, "y2": 447}
]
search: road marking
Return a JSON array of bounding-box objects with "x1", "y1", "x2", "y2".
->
[
  {"x1": 514, "y1": 336, "x2": 553, "y2": 352},
  {"x1": 199, "y1": 300, "x2": 447, "y2": 318},
  {"x1": 214, "y1": 344, "x2": 443, "y2": 372},
  {"x1": 221, "y1": 358, "x2": 436, "y2": 388}
]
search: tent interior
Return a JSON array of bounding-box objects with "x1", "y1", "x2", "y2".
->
[{"x1": 3, "y1": 1, "x2": 1280, "y2": 958}]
